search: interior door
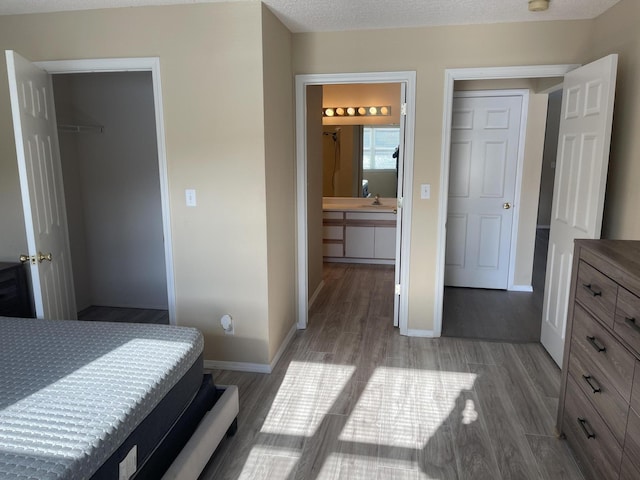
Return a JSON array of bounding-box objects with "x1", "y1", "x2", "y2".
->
[
  {"x1": 541, "y1": 54, "x2": 618, "y2": 367},
  {"x1": 393, "y1": 83, "x2": 406, "y2": 327},
  {"x1": 445, "y1": 93, "x2": 523, "y2": 289},
  {"x1": 6, "y1": 50, "x2": 77, "y2": 320}
]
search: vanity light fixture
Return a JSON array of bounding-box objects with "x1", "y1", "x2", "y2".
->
[
  {"x1": 528, "y1": 0, "x2": 549, "y2": 12},
  {"x1": 322, "y1": 106, "x2": 391, "y2": 117}
]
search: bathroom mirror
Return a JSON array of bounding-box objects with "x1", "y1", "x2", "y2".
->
[{"x1": 322, "y1": 124, "x2": 400, "y2": 198}]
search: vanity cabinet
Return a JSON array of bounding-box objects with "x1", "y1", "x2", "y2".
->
[
  {"x1": 323, "y1": 210, "x2": 396, "y2": 263},
  {"x1": 557, "y1": 240, "x2": 640, "y2": 480}
]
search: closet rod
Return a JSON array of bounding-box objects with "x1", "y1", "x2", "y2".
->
[{"x1": 57, "y1": 124, "x2": 104, "y2": 134}]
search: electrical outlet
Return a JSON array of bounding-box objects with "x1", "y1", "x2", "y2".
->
[
  {"x1": 119, "y1": 445, "x2": 137, "y2": 480},
  {"x1": 185, "y1": 189, "x2": 197, "y2": 207},
  {"x1": 221, "y1": 314, "x2": 234, "y2": 335}
]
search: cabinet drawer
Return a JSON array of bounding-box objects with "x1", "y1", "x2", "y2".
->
[
  {"x1": 624, "y1": 406, "x2": 640, "y2": 473},
  {"x1": 562, "y1": 376, "x2": 622, "y2": 480},
  {"x1": 620, "y1": 454, "x2": 640, "y2": 480},
  {"x1": 568, "y1": 344, "x2": 629, "y2": 445},
  {"x1": 614, "y1": 288, "x2": 640, "y2": 357},
  {"x1": 323, "y1": 211, "x2": 344, "y2": 220},
  {"x1": 323, "y1": 243, "x2": 343, "y2": 257},
  {"x1": 345, "y1": 211, "x2": 396, "y2": 222},
  {"x1": 576, "y1": 260, "x2": 618, "y2": 328},
  {"x1": 571, "y1": 303, "x2": 635, "y2": 402},
  {"x1": 323, "y1": 226, "x2": 343, "y2": 240}
]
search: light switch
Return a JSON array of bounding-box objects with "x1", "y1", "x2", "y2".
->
[
  {"x1": 420, "y1": 184, "x2": 431, "y2": 200},
  {"x1": 185, "y1": 189, "x2": 197, "y2": 207}
]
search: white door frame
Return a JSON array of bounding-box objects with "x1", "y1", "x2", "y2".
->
[
  {"x1": 35, "y1": 57, "x2": 177, "y2": 325},
  {"x1": 434, "y1": 64, "x2": 579, "y2": 337},
  {"x1": 450, "y1": 89, "x2": 530, "y2": 290},
  {"x1": 295, "y1": 71, "x2": 416, "y2": 335}
]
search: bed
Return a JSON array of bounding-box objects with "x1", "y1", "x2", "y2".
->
[{"x1": 0, "y1": 316, "x2": 239, "y2": 480}]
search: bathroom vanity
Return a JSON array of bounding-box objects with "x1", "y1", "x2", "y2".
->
[{"x1": 322, "y1": 198, "x2": 397, "y2": 264}]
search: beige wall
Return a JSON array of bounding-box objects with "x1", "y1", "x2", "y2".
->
[
  {"x1": 294, "y1": 20, "x2": 592, "y2": 332},
  {"x1": 590, "y1": 0, "x2": 640, "y2": 240},
  {"x1": 262, "y1": 5, "x2": 296, "y2": 362},
  {"x1": 0, "y1": 3, "x2": 295, "y2": 365}
]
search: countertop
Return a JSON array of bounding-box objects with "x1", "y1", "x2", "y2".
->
[{"x1": 322, "y1": 197, "x2": 396, "y2": 213}]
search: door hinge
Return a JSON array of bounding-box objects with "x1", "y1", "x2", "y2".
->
[
  {"x1": 401, "y1": 103, "x2": 407, "y2": 116},
  {"x1": 395, "y1": 284, "x2": 401, "y2": 295},
  {"x1": 397, "y1": 197, "x2": 403, "y2": 209}
]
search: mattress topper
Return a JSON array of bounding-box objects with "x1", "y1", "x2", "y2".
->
[{"x1": 0, "y1": 317, "x2": 203, "y2": 480}]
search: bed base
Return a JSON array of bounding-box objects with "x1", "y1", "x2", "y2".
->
[{"x1": 162, "y1": 385, "x2": 239, "y2": 480}]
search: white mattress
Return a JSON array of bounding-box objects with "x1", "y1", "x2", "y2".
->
[{"x1": 0, "y1": 317, "x2": 203, "y2": 480}]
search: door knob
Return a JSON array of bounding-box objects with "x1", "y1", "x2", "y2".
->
[
  {"x1": 503, "y1": 202, "x2": 512, "y2": 210},
  {"x1": 38, "y1": 252, "x2": 53, "y2": 263},
  {"x1": 19, "y1": 254, "x2": 35, "y2": 264}
]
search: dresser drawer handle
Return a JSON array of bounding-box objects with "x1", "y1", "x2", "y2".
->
[
  {"x1": 582, "y1": 283, "x2": 602, "y2": 297},
  {"x1": 624, "y1": 317, "x2": 640, "y2": 333},
  {"x1": 582, "y1": 374, "x2": 602, "y2": 394},
  {"x1": 578, "y1": 417, "x2": 596, "y2": 439},
  {"x1": 586, "y1": 335, "x2": 606, "y2": 353}
]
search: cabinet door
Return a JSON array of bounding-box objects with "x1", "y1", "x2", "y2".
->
[
  {"x1": 345, "y1": 226, "x2": 374, "y2": 258},
  {"x1": 374, "y1": 227, "x2": 396, "y2": 259}
]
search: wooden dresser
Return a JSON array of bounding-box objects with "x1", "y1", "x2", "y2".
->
[
  {"x1": 557, "y1": 240, "x2": 640, "y2": 480},
  {"x1": 0, "y1": 262, "x2": 33, "y2": 318}
]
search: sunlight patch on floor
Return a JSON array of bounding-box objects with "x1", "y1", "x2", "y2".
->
[
  {"x1": 238, "y1": 446, "x2": 299, "y2": 480},
  {"x1": 260, "y1": 360, "x2": 355, "y2": 437}
]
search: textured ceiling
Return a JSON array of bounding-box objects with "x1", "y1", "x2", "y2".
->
[{"x1": 0, "y1": 0, "x2": 621, "y2": 33}]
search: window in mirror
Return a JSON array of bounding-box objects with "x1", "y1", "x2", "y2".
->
[{"x1": 363, "y1": 126, "x2": 400, "y2": 170}]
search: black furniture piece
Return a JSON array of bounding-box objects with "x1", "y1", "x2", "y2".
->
[{"x1": 0, "y1": 262, "x2": 33, "y2": 318}]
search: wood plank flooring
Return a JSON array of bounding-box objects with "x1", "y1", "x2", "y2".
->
[
  {"x1": 442, "y1": 228, "x2": 550, "y2": 342},
  {"x1": 201, "y1": 262, "x2": 583, "y2": 480}
]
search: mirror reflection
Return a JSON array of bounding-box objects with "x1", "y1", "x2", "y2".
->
[
  {"x1": 322, "y1": 124, "x2": 400, "y2": 198},
  {"x1": 321, "y1": 82, "x2": 401, "y2": 199}
]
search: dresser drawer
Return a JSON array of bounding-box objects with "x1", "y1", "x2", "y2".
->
[
  {"x1": 568, "y1": 343, "x2": 629, "y2": 445},
  {"x1": 632, "y1": 360, "x2": 640, "y2": 416},
  {"x1": 614, "y1": 288, "x2": 640, "y2": 357},
  {"x1": 620, "y1": 453, "x2": 640, "y2": 480},
  {"x1": 576, "y1": 260, "x2": 618, "y2": 328},
  {"x1": 624, "y1": 407, "x2": 640, "y2": 473},
  {"x1": 571, "y1": 303, "x2": 636, "y2": 402},
  {"x1": 563, "y1": 376, "x2": 622, "y2": 480}
]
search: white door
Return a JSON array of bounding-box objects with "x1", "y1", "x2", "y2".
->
[
  {"x1": 445, "y1": 93, "x2": 523, "y2": 289},
  {"x1": 393, "y1": 83, "x2": 406, "y2": 327},
  {"x1": 541, "y1": 54, "x2": 618, "y2": 367},
  {"x1": 6, "y1": 50, "x2": 77, "y2": 320}
]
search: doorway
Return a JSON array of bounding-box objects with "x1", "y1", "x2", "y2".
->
[
  {"x1": 52, "y1": 71, "x2": 169, "y2": 324},
  {"x1": 295, "y1": 72, "x2": 417, "y2": 334},
  {"x1": 34, "y1": 57, "x2": 177, "y2": 324}
]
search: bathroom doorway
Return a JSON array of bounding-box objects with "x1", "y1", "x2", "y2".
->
[{"x1": 295, "y1": 71, "x2": 417, "y2": 334}]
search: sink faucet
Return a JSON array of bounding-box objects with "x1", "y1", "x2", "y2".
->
[{"x1": 372, "y1": 194, "x2": 381, "y2": 205}]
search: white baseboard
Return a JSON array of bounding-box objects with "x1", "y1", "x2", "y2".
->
[
  {"x1": 269, "y1": 323, "x2": 297, "y2": 371},
  {"x1": 204, "y1": 322, "x2": 298, "y2": 374},
  {"x1": 406, "y1": 329, "x2": 436, "y2": 338},
  {"x1": 309, "y1": 280, "x2": 324, "y2": 309},
  {"x1": 509, "y1": 285, "x2": 534, "y2": 292},
  {"x1": 204, "y1": 359, "x2": 271, "y2": 374}
]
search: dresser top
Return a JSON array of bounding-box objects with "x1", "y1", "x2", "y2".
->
[
  {"x1": 575, "y1": 239, "x2": 640, "y2": 294},
  {"x1": 0, "y1": 262, "x2": 22, "y2": 271}
]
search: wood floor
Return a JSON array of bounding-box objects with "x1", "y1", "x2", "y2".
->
[
  {"x1": 442, "y1": 228, "x2": 550, "y2": 342},
  {"x1": 77, "y1": 305, "x2": 169, "y2": 324},
  {"x1": 202, "y1": 262, "x2": 583, "y2": 480}
]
